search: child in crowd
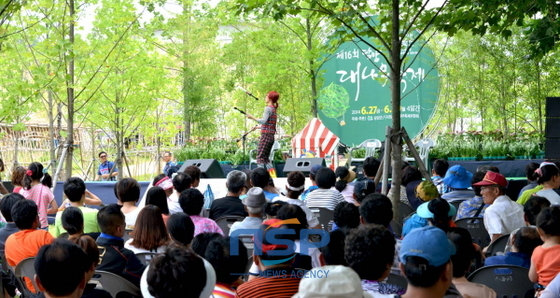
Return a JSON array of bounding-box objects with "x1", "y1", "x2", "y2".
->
[
  {"x1": 22, "y1": 162, "x2": 57, "y2": 229},
  {"x1": 529, "y1": 206, "x2": 560, "y2": 294}
]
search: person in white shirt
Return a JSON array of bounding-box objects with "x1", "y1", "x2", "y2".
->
[{"x1": 534, "y1": 162, "x2": 560, "y2": 205}]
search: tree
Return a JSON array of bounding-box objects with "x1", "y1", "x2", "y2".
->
[{"x1": 234, "y1": 0, "x2": 450, "y2": 215}]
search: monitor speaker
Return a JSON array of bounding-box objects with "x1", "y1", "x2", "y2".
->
[
  {"x1": 178, "y1": 159, "x2": 224, "y2": 178},
  {"x1": 545, "y1": 97, "x2": 560, "y2": 159},
  {"x1": 283, "y1": 158, "x2": 326, "y2": 174}
]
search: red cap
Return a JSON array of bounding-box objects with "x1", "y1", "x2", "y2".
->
[{"x1": 472, "y1": 171, "x2": 507, "y2": 187}]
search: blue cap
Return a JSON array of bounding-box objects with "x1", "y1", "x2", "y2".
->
[
  {"x1": 310, "y1": 164, "x2": 323, "y2": 175},
  {"x1": 442, "y1": 165, "x2": 473, "y2": 189},
  {"x1": 416, "y1": 199, "x2": 457, "y2": 219},
  {"x1": 400, "y1": 226, "x2": 456, "y2": 267}
]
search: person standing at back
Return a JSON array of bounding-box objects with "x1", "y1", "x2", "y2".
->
[{"x1": 97, "y1": 151, "x2": 118, "y2": 181}]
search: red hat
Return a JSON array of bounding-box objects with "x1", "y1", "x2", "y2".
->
[{"x1": 472, "y1": 171, "x2": 507, "y2": 187}]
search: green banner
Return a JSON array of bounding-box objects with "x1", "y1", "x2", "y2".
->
[{"x1": 318, "y1": 35, "x2": 439, "y2": 147}]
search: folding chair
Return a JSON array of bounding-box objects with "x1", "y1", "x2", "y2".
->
[
  {"x1": 468, "y1": 265, "x2": 534, "y2": 298},
  {"x1": 215, "y1": 216, "x2": 245, "y2": 236},
  {"x1": 135, "y1": 252, "x2": 161, "y2": 266},
  {"x1": 13, "y1": 257, "x2": 37, "y2": 298},
  {"x1": 238, "y1": 235, "x2": 254, "y2": 259},
  {"x1": 309, "y1": 207, "x2": 335, "y2": 232},
  {"x1": 454, "y1": 217, "x2": 491, "y2": 247},
  {"x1": 398, "y1": 202, "x2": 415, "y2": 225},
  {"x1": 485, "y1": 234, "x2": 510, "y2": 257},
  {"x1": 390, "y1": 220, "x2": 403, "y2": 238},
  {"x1": 91, "y1": 270, "x2": 141, "y2": 298}
]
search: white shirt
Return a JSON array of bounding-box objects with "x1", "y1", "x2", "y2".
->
[
  {"x1": 305, "y1": 188, "x2": 345, "y2": 211},
  {"x1": 483, "y1": 195, "x2": 525, "y2": 236},
  {"x1": 124, "y1": 207, "x2": 141, "y2": 227},
  {"x1": 167, "y1": 192, "x2": 183, "y2": 215},
  {"x1": 536, "y1": 189, "x2": 560, "y2": 205},
  {"x1": 273, "y1": 195, "x2": 320, "y2": 228}
]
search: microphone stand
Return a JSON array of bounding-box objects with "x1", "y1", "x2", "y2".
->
[{"x1": 236, "y1": 125, "x2": 259, "y2": 162}]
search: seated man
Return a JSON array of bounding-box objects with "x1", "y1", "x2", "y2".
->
[
  {"x1": 399, "y1": 226, "x2": 456, "y2": 298},
  {"x1": 34, "y1": 239, "x2": 90, "y2": 298},
  {"x1": 52, "y1": 177, "x2": 100, "y2": 237},
  {"x1": 300, "y1": 164, "x2": 322, "y2": 201},
  {"x1": 473, "y1": 171, "x2": 525, "y2": 242},
  {"x1": 5, "y1": 199, "x2": 54, "y2": 293},
  {"x1": 179, "y1": 188, "x2": 223, "y2": 236},
  {"x1": 441, "y1": 165, "x2": 474, "y2": 203},
  {"x1": 485, "y1": 226, "x2": 542, "y2": 268},
  {"x1": 209, "y1": 170, "x2": 248, "y2": 220},
  {"x1": 250, "y1": 168, "x2": 279, "y2": 200},
  {"x1": 96, "y1": 204, "x2": 146, "y2": 287},
  {"x1": 456, "y1": 171, "x2": 489, "y2": 220},
  {"x1": 431, "y1": 159, "x2": 450, "y2": 194},
  {"x1": 229, "y1": 187, "x2": 267, "y2": 235},
  {"x1": 0, "y1": 193, "x2": 25, "y2": 256}
]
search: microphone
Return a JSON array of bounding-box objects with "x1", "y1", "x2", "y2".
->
[{"x1": 236, "y1": 86, "x2": 259, "y2": 100}]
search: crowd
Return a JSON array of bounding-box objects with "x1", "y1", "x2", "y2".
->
[{"x1": 2, "y1": 155, "x2": 560, "y2": 298}]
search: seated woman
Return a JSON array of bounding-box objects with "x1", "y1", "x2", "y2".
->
[
  {"x1": 448, "y1": 227, "x2": 496, "y2": 298},
  {"x1": 167, "y1": 212, "x2": 195, "y2": 248},
  {"x1": 60, "y1": 206, "x2": 84, "y2": 239},
  {"x1": 334, "y1": 166, "x2": 357, "y2": 204},
  {"x1": 69, "y1": 234, "x2": 112, "y2": 298},
  {"x1": 402, "y1": 198, "x2": 457, "y2": 238},
  {"x1": 115, "y1": 178, "x2": 142, "y2": 227},
  {"x1": 146, "y1": 186, "x2": 170, "y2": 225},
  {"x1": 125, "y1": 205, "x2": 169, "y2": 254},
  {"x1": 202, "y1": 236, "x2": 247, "y2": 297}
]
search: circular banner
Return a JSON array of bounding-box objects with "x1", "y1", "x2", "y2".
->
[{"x1": 317, "y1": 34, "x2": 439, "y2": 147}]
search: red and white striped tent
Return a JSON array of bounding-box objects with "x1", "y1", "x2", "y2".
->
[{"x1": 291, "y1": 118, "x2": 340, "y2": 158}]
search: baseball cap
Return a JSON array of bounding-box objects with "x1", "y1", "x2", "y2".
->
[
  {"x1": 442, "y1": 165, "x2": 473, "y2": 189},
  {"x1": 292, "y1": 265, "x2": 374, "y2": 298},
  {"x1": 400, "y1": 226, "x2": 456, "y2": 267},
  {"x1": 310, "y1": 164, "x2": 323, "y2": 175},
  {"x1": 415, "y1": 180, "x2": 439, "y2": 202},
  {"x1": 242, "y1": 187, "x2": 267, "y2": 207},
  {"x1": 472, "y1": 171, "x2": 507, "y2": 187}
]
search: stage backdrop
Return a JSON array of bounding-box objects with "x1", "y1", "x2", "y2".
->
[{"x1": 317, "y1": 29, "x2": 439, "y2": 146}]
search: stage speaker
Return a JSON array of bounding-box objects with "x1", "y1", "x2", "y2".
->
[
  {"x1": 545, "y1": 97, "x2": 560, "y2": 159},
  {"x1": 283, "y1": 158, "x2": 326, "y2": 174},
  {"x1": 178, "y1": 159, "x2": 224, "y2": 178}
]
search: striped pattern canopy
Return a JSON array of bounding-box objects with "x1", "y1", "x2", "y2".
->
[{"x1": 291, "y1": 118, "x2": 340, "y2": 158}]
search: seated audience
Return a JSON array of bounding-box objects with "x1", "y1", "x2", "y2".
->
[
  {"x1": 292, "y1": 265, "x2": 378, "y2": 298},
  {"x1": 61, "y1": 207, "x2": 84, "y2": 239},
  {"x1": 209, "y1": 170, "x2": 248, "y2": 220},
  {"x1": 353, "y1": 179, "x2": 377, "y2": 205},
  {"x1": 229, "y1": 187, "x2": 266, "y2": 235},
  {"x1": 125, "y1": 205, "x2": 170, "y2": 253},
  {"x1": 456, "y1": 171, "x2": 488, "y2": 220},
  {"x1": 399, "y1": 226, "x2": 456, "y2": 298},
  {"x1": 431, "y1": 159, "x2": 450, "y2": 194},
  {"x1": 301, "y1": 164, "x2": 322, "y2": 201},
  {"x1": 402, "y1": 166, "x2": 425, "y2": 209},
  {"x1": 473, "y1": 171, "x2": 525, "y2": 242},
  {"x1": 345, "y1": 224, "x2": 404, "y2": 296},
  {"x1": 115, "y1": 178, "x2": 142, "y2": 227},
  {"x1": 236, "y1": 219, "x2": 303, "y2": 297},
  {"x1": 530, "y1": 206, "x2": 560, "y2": 290},
  {"x1": 145, "y1": 186, "x2": 170, "y2": 225},
  {"x1": 305, "y1": 167, "x2": 345, "y2": 211},
  {"x1": 332, "y1": 201, "x2": 360, "y2": 234},
  {"x1": 69, "y1": 234, "x2": 112, "y2": 298},
  {"x1": 22, "y1": 162, "x2": 58, "y2": 229},
  {"x1": 534, "y1": 162, "x2": 560, "y2": 204},
  {"x1": 403, "y1": 198, "x2": 456, "y2": 238},
  {"x1": 413, "y1": 180, "x2": 440, "y2": 208},
  {"x1": 360, "y1": 156, "x2": 381, "y2": 182},
  {"x1": 6, "y1": 199, "x2": 54, "y2": 293},
  {"x1": 448, "y1": 227, "x2": 496, "y2": 298},
  {"x1": 202, "y1": 236, "x2": 247, "y2": 297},
  {"x1": 485, "y1": 226, "x2": 542, "y2": 268},
  {"x1": 319, "y1": 229, "x2": 347, "y2": 266},
  {"x1": 184, "y1": 165, "x2": 202, "y2": 188},
  {"x1": 441, "y1": 165, "x2": 474, "y2": 203},
  {"x1": 52, "y1": 177, "x2": 100, "y2": 237},
  {"x1": 519, "y1": 162, "x2": 540, "y2": 198},
  {"x1": 191, "y1": 232, "x2": 222, "y2": 256},
  {"x1": 505, "y1": 196, "x2": 550, "y2": 252},
  {"x1": 180, "y1": 188, "x2": 223, "y2": 236},
  {"x1": 250, "y1": 168, "x2": 279, "y2": 200},
  {"x1": 34, "y1": 239, "x2": 90, "y2": 298},
  {"x1": 262, "y1": 201, "x2": 287, "y2": 220},
  {"x1": 541, "y1": 274, "x2": 560, "y2": 298},
  {"x1": 167, "y1": 212, "x2": 195, "y2": 248},
  {"x1": 334, "y1": 166, "x2": 357, "y2": 204},
  {"x1": 141, "y1": 247, "x2": 216, "y2": 298},
  {"x1": 96, "y1": 204, "x2": 146, "y2": 286},
  {"x1": 0, "y1": 193, "x2": 25, "y2": 255},
  {"x1": 10, "y1": 166, "x2": 26, "y2": 194},
  {"x1": 168, "y1": 173, "x2": 192, "y2": 214},
  {"x1": 273, "y1": 171, "x2": 320, "y2": 229},
  {"x1": 152, "y1": 174, "x2": 174, "y2": 198}
]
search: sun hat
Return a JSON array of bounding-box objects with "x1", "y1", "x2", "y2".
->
[
  {"x1": 415, "y1": 180, "x2": 439, "y2": 202},
  {"x1": 416, "y1": 198, "x2": 456, "y2": 218},
  {"x1": 242, "y1": 187, "x2": 267, "y2": 207},
  {"x1": 340, "y1": 170, "x2": 357, "y2": 183},
  {"x1": 442, "y1": 165, "x2": 473, "y2": 189},
  {"x1": 400, "y1": 226, "x2": 456, "y2": 267},
  {"x1": 292, "y1": 265, "x2": 374, "y2": 298},
  {"x1": 472, "y1": 171, "x2": 507, "y2": 187}
]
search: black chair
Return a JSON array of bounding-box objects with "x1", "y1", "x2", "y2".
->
[
  {"x1": 244, "y1": 256, "x2": 254, "y2": 281},
  {"x1": 135, "y1": 252, "x2": 161, "y2": 265},
  {"x1": 485, "y1": 233, "x2": 510, "y2": 257},
  {"x1": 309, "y1": 207, "x2": 335, "y2": 232},
  {"x1": 390, "y1": 220, "x2": 403, "y2": 238},
  {"x1": 215, "y1": 216, "x2": 245, "y2": 236},
  {"x1": 91, "y1": 270, "x2": 141, "y2": 298},
  {"x1": 450, "y1": 201, "x2": 463, "y2": 221},
  {"x1": 239, "y1": 235, "x2": 254, "y2": 259},
  {"x1": 386, "y1": 273, "x2": 408, "y2": 290},
  {"x1": 468, "y1": 265, "x2": 534, "y2": 298},
  {"x1": 398, "y1": 203, "x2": 415, "y2": 225},
  {"x1": 454, "y1": 217, "x2": 491, "y2": 247}
]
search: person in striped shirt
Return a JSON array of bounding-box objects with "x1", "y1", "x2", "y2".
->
[{"x1": 305, "y1": 167, "x2": 345, "y2": 211}]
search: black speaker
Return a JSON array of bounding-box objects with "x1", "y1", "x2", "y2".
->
[
  {"x1": 283, "y1": 158, "x2": 326, "y2": 174},
  {"x1": 178, "y1": 159, "x2": 224, "y2": 178},
  {"x1": 546, "y1": 97, "x2": 560, "y2": 118},
  {"x1": 545, "y1": 97, "x2": 560, "y2": 159}
]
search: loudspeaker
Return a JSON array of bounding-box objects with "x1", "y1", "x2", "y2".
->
[
  {"x1": 178, "y1": 159, "x2": 224, "y2": 178},
  {"x1": 283, "y1": 158, "x2": 326, "y2": 174},
  {"x1": 545, "y1": 97, "x2": 560, "y2": 159}
]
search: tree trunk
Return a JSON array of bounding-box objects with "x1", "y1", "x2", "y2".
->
[
  {"x1": 47, "y1": 89, "x2": 56, "y2": 174},
  {"x1": 65, "y1": 0, "x2": 75, "y2": 179},
  {"x1": 182, "y1": 0, "x2": 191, "y2": 141},
  {"x1": 389, "y1": 0, "x2": 403, "y2": 221},
  {"x1": 306, "y1": 18, "x2": 318, "y2": 118}
]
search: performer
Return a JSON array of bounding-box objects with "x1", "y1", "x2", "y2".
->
[{"x1": 246, "y1": 91, "x2": 279, "y2": 178}]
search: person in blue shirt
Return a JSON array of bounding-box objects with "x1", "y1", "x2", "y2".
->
[
  {"x1": 301, "y1": 164, "x2": 322, "y2": 201},
  {"x1": 162, "y1": 151, "x2": 176, "y2": 177},
  {"x1": 97, "y1": 152, "x2": 118, "y2": 181}
]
